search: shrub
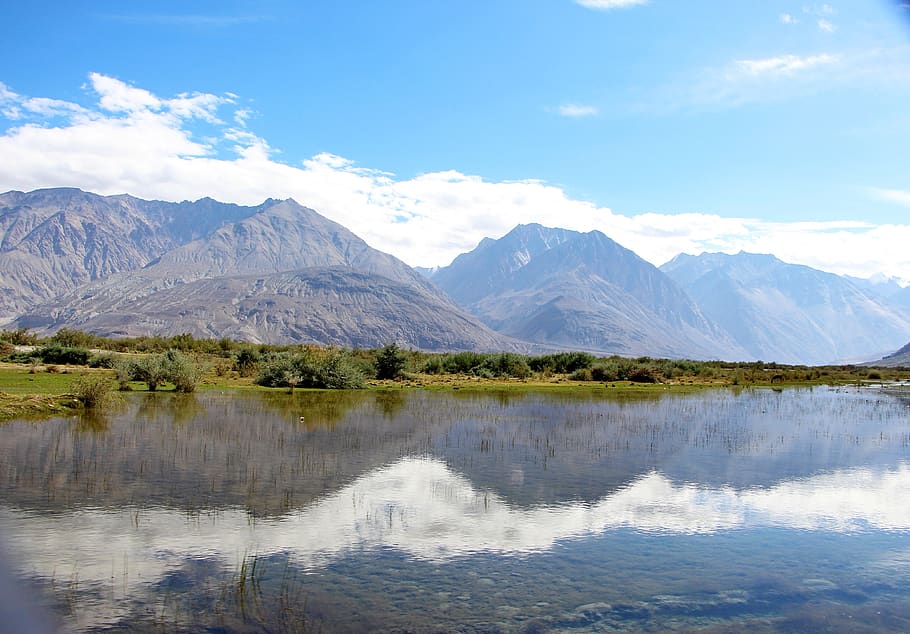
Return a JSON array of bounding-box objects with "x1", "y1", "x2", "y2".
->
[
  {"x1": 36, "y1": 345, "x2": 90, "y2": 366},
  {"x1": 72, "y1": 374, "x2": 118, "y2": 409},
  {"x1": 50, "y1": 328, "x2": 97, "y2": 349},
  {"x1": 256, "y1": 350, "x2": 364, "y2": 389},
  {"x1": 529, "y1": 352, "x2": 595, "y2": 374},
  {"x1": 113, "y1": 358, "x2": 134, "y2": 391},
  {"x1": 0, "y1": 327, "x2": 38, "y2": 346},
  {"x1": 375, "y1": 342, "x2": 407, "y2": 380},
  {"x1": 628, "y1": 366, "x2": 659, "y2": 383},
  {"x1": 591, "y1": 358, "x2": 635, "y2": 382},
  {"x1": 442, "y1": 351, "x2": 488, "y2": 374},
  {"x1": 234, "y1": 348, "x2": 261, "y2": 377},
  {"x1": 88, "y1": 353, "x2": 118, "y2": 369},
  {"x1": 163, "y1": 349, "x2": 204, "y2": 393},
  {"x1": 130, "y1": 355, "x2": 169, "y2": 391},
  {"x1": 569, "y1": 368, "x2": 593, "y2": 381},
  {"x1": 420, "y1": 356, "x2": 446, "y2": 374},
  {"x1": 475, "y1": 353, "x2": 531, "y2": 378}
]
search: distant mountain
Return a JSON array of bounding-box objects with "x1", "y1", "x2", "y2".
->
[
  {"x1": 844, "y1": 273, "x2": 906, "y2": 300},
  {"x1": 870, "y1": 341, "x2": 910, "y2": 367},
  {"x1": 661, "y1": 252, "x2": 910, "y2": 365},
  {"x1": 431, "y1": 224, "x2": 746, "y2": 359},
  {"x1": 5, "y1": 189, "x2": 516, "y2": 351},
  {"x1": 0, "y1": 188, "x2": 258, "y2": 320}
]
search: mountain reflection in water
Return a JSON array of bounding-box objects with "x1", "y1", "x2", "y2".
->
[{"x1": 1, "y1": 386, "x2": 910, "y2": 632}]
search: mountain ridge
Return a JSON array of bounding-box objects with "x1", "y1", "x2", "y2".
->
[
  {"x1": 431, "y1": 224, "x2": 747, "y2": 359},
  {"x1": 3, "y1": 188, "x2": 518, "y2": 351},
  {"x1": 661, "y1": 251, "x2": 910, "y2": 364}
]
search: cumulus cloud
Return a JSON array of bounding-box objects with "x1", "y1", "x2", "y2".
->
[
  {"x1": 0, "y1": 74, "x2": 909, "y2": 282},
  {"x1": 575, "y1": 0, "x2": 648, "y2": 9},
  {"x1": 780, "y1": 13, "x2": 798, "y2": 24}
]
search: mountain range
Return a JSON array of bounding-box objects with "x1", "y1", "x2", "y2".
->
[
  {"x1": 2, "y1": 189, "x2": 515, "y2": 351},
  {"x1": 660, "y1": 252, "x2": 910, "y2": 365},
  {"x1": 431, "y1": 224, "x2": 746, "y2": 359},
  {"x1": 2, "y1": 187, "x2": 909, "y2": 364}
]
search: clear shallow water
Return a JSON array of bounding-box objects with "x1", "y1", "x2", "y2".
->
[{"x1": 1, "y1": 387, "x2": 910, "y2": 632}]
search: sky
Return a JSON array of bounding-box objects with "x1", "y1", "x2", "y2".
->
[{"x1": 1, "y1": 0, "x2": 909, "y2": 281}]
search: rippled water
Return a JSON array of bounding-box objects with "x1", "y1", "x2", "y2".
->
[{"x1": 1, "y1": 386, "x2": 910, "y2": 632}]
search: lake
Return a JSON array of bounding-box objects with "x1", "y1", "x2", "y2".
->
[{"x1": 1, "y1": 386, "x2": 910, "y2": 632}]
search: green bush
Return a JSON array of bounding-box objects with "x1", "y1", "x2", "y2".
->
[
  {"x1": 88, "y1": 353, "x2": 118, "y2": 369},
  {"x1": 37, "y1": 345, "x2": 90, "y2": 366},
  {"x1": 0, "y1": 328, "x2": 38, "y2": 346},
  {"x1": 72, "y1": 374, "x2": 118, "y2": 409},
  {"x1": 50, "y1": 328, "x2": 97, "y2": 349},
  {"x1": 528, "y1": 352, "x2": 595, "y2": 374},
  {"x1": 163, "y1": 350, "x2": 204, "y2": 393},
  {"x1": 420, "y1": 356, "x2": 446, "y2": 374},
  {"x1": 591, "y1": 358, "x2": 635, "y2": 381},
  {"x1": 233, "y1": 348, "x2": 261, "y2": 377},
  {"x1": 442, "y1": 351, "x2": 488, "y2": 374},
  {"x1": 628, "y1": 366, "x2": 659, "y2": 383},
  {"x1": 375, "y1": 342, "x2": 407, "y2": 380},
  {"x1": 569, "y1": 367, "x2": 593, "y2": 381},
  {"x1": 130, "y1": 355, "x2": 169, "y2": 391},
  {"x1": 475, "y1": 353, "x2": 531, "y2": 378},
  {"x1": 256, "y1": 350, "x2": 364, "y2": 389}
]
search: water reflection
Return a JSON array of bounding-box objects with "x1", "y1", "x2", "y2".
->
[
  {"x1": 2, "y1": 386, "x2": 910, "y2": 632},
  {"x1": 3, "y1": 455, "x2": 910, "y2": 631}
]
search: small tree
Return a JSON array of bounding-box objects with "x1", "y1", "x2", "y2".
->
[
  {"x1": 162, "y1": 349, "x2": 204, "y2": 393},
  {"x1": 375, "y1": 343, "x2": 407, "y2": 380},
  {"x1": 131, "y1": 355, "x2": 168, "y2": 391},
  {"x1": 234, "y1": 348, "x2": 260, "y2": 377}
]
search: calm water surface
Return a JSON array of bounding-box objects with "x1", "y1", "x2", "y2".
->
[{"x1": 1, "y1": 386, "x2": 910, "y2": 632}]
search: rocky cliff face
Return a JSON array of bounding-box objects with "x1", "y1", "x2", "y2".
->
[
  {"x1": 0, "y1": 188, "x2": 258, "y2": 321},
  {"x1": 661, "y1": 252, "x2": 910, "y2": 364}
]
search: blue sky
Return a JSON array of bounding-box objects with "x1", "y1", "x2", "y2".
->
[{"x1": 1, "y1": 0, "x2": 909, "y2": 279}]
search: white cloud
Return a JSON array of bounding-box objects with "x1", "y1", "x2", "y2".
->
[
  {"x1": 655, "y1": 52, "x2": 845, "y2": 111},
  {"x1": 575, "y1": 0, "x2": 648, "y2": 9},
  {"x1": 780, "y1": 13, "x2": 798, "y2": 24},
  {"x1": 868, "y1": 187, "x2": 910, "y2": 207},
  {"x1": 733, "y1": 53, "x2": 840, "y2": 78},
  {"x1": 818, "y1": 18, "x2": 836, "y2": 33},
  {"x1": 1, "y1": 74, "x2": 909, "y2": 282},
  {"x1": 556, "y1": 103, "x2": 599, "y2": 117},
  {"x1": 89, "y1": 72, "x2": 162, "y2": 113}
]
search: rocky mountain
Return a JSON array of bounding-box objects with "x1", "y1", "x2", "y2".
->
[
  {"x1": 661, "y1": 252, "x2": 910, "y2": 365},
  {"x1": 4, "y1": 189, "x2": 516, "y2": 351},
  {"x1": 20, "y1": 268, "x2": 508, "y2": 350},
  {"x1": 871, "y1": 342, "x2": 910, "y2": 367},
  {"x1": 431, "y1": 224, "x2": 746, "y2": 359},
  {"x1": 0, "y1": 188, "x2": 259, "y2": 320}
]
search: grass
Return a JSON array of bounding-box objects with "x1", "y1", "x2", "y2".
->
[
  {"x1": 0, "y1": 363, "x2": 112, "y2": 421},
  {"x1": 2, "y1": 353, "x2": 909, "y2": 423}
]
